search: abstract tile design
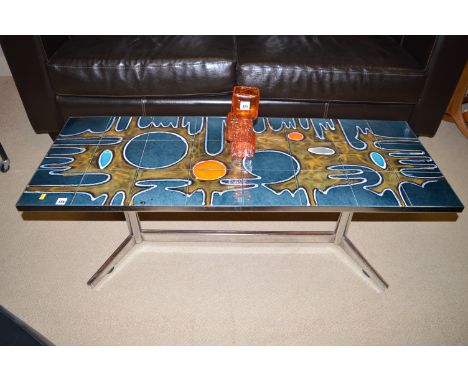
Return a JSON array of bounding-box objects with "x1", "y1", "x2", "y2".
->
[
  {"x1": 16, "y1": 116, "x2": 464, "y2": 211},
  {"x1": 132, "y1": 169, "x2": 190, "y2": 206}
]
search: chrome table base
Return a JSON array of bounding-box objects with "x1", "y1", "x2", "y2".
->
[{"x1": 87, "y1": 212, "x2": 388, "y2": 292}]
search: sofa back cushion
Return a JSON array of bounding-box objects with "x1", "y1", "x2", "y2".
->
[
  {"x1": 47, "y1": 35, "x2": 237, "y2": 97},
  {"x1": 236, "y1": 35, "x2": 427, "y2": 103}
]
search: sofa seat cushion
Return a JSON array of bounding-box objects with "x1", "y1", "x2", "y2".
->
[
  {"x1": 47, "y1": 36, "x2": 236, "y2": 97},
  {"x1": 237, "y1": 36, "x2": 426, "y2": 103}
]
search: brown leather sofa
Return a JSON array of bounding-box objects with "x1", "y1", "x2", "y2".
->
[{"x1": 1, "y1": 35, "x2": 466, "y2": 138}]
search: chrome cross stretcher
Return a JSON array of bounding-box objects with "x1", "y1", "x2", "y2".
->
[{"x1": 87, "y1": 212, "x2": 388, "y2": 293}]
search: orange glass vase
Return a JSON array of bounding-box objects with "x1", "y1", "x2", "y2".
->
[
  {"x1": 230, "y1": 119, "x2": 256, "y2": 159},
  {"x1": 231, "y1": 86, "x2": 260, "y2": 120},
  {"x1": 225, "y1": 112, "x2": 239, "y2": 143}
]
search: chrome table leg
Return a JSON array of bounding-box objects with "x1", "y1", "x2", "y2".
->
[
  {"x1": 87, "y1": 212, "x2": 142, "y2": 288},
  {"x1": 334, "y1": 212, "x2": 388, "y2": 292}
]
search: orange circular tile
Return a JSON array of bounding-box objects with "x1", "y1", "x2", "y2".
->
[
  {"x1": 192, "y1": 160, "x2": 227, "y2": 180},
  {"x1": 288, "y1": 131, "x2": 304, "y2": 141}
]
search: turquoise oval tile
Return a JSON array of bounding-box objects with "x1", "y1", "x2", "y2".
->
[
  {"x1": 370, "y1": 151, "x2": 386, "y2": 169},
  {"x1": 98, "y1": 149, "x2": 113, "y2": 169}
]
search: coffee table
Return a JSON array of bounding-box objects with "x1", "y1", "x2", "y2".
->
[{"x1": 16, "y1": 116, "x2": 464, "y2": 292}]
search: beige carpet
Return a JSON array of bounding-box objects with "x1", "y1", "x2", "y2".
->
[{"x1": 1, "y1": 76, "x2": 467, "y2": 345}]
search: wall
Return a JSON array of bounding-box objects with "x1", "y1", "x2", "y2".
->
[{"x1": 0, "y1": 45, "x2": 12, "y2": 76}]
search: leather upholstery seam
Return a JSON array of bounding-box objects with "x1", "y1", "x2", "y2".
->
[
  {"x1": 142, "y1": 98, "x2": 147, "y2": 116},
  {"x1": 239, "y1": 67, "x2": 426, "y2": 77},
  {"x1": 47, "y1": 62, "x2": 235, "y2": 69},
  {"x1": 54, "y1": 91, "x2": 233, "y2": 98},
  {"x1": 323, "y1": 102, "x2": 329, "y2": 118},
  {"x1": 55, "y1": 95, "x2": 415, "y2": 107},
  {"x1": 262, "y1": 97, "x2": 416, "y2": 105}
]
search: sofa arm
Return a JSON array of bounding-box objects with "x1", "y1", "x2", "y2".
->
[
  {"x1": 0, "y1": 36, "x2": 65, "y2": 134},
  {"x1": 398, "y1": 36, "x2": 437, "y2": 68},
  {"x1": 409, "y1": 36, "x2": 468, "y2": 137}
]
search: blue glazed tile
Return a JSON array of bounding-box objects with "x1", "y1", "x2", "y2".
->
[
  {"x1": 97, "y1": 137, "x2": 125, "y2": 146},
  {"x1": 28, "y1": 169, "x2": 85, "y2": 187},
  {"x1": 144, "y1": 131, "x2": 193, "y2": 142},
  {"x1": 296, "y1": 170, "x2": 358, "y2": 207},
  {"x1": 87, "y1": 144, "x2": 136, "y2": 171},
  {"x1": 208, "y1": 178, "x2": 245, "y2": 207},
  {"x1": 328, "y1": 165, "x2": 403, "y2": 207},
  {"x1": 313, "y1": 184, "x2": 358, "y2": 207},
  {"x1": 132, "y1": 169, "x2": 190, "y2": 206},
  {"x1": 190, "y1": 120, "x2": 226, "y2": 168},
  {"x1": 373, "y1": 139, "x2": 431, "y2": 157},
  {"x1": 296, "y1": 186, "x2": 312, "y2": 206},
  {"x1": 181, "y1": 116, "x2": 204, "y2": 136},
  {"x1": 204, "y1": 117, "x2": 225, "y2": 143},
  {"x1": 265, "y1": 117, "x2": 302, "y2": 134},
  {"x1": 53, "y1": 137, "x2": 108, "y2": 146},
  {"x1": 45, "y1": 146, "x2": 87, "y2": 156},
  {"x1": 71, "y1": 192, "x2": 108, "y2": 206},
  {"x1": 59, "y1": 117, "x2": 114, "y2": 137},
  {"x1": 122, "y1": 132, "x2": 149, "y2": 142},
  {"x1": 349, "y1": 171, "x2": 402, "y2": 208},
  {"x1": 16, "y1": 190, "x2": 75, "y2": 208},
  {"x1": 253, "y1": 118, "x2": 268, "y2": 133},
  {"x1": 264, "y1": 117, "x2": 285, "y2": 132},
  {"x1": 336, "y1": 119, "x2": 373, "y2": 149},
  {"x1": 366, "y1": 120, "x2": 417, "y2": 139},
  {"x1": 373, "y1": 141, "x2": 441, "y2": 177},
  {"x1": 115, "y1": 116, "x2": 132, "y2": 132},
  {"x1": 150, "y1": 116, "x2": 179, "y2": 129},
  {"x1": 309, "y1": 118, "x2": 338, "y2": 141},
  {"x1": 121, "y1": 140, "x2": 148, "y2": 168},
  {"x1": 397, "y1": 167, "x2": 443, "y2": 180},
  {"x1": 210, "y1": 187, "x2": 245, "y2": 207},
  {"x1": 253, "y1": 119, "x2": 289, "y2": 144},
  {"x1": 98, "y1": 117, "x2": 150, "y2": 140},
  {"x1": 197, "y1": 139, "x2": 227, "y2": 158},
  {"x1": 38, "y1": 156, "x2": 74, "y2": 170},
  {"x1": 132, "y1": 179, "x2": 189, "y2": 206},
  {"x1": 244, "y1": 150, "x2": 297, "y2": 173},
  {"x1": 137, "y1": 116, "x2": 179, "y2": 129},
  {"x1": 185, "y1": 189, "x2": 207, "y2": 206},
  {"x1": 134, "y1": 168, "x2": 190, "y2": 183},
  {"x1": 399, "y1": 178, "x2": 463, "y2": 209},
  {"x1": 42, "y1": 145, "x2": 98, "y2": 173},
  {"x1": 255, "y1": 136, "x2": 291, "y2": 158},
  {"x1": 240, "y1": 150, "x2": 312, "y2": 206},
  {"x1": 243, "y1": 183, "x2": 303, "y2": 207},
  {"x1": 109, "y1": 191, "x2": 126, "y2": 206},
  {"x1": 76, "y1": 172, "x2": 112, "y2": 187},
  {"x1": 336, "y1": 153, "x2": 397, "y2": 172},
  {"x1": 70, "y1": 169, "x2": 137, "y2": 206},
  {"x1": 139, "y1": 135, "x2": 192, "y2": 170},
  {"x1": 242, "y1": 167, "x2": 302, "y2": 207}
]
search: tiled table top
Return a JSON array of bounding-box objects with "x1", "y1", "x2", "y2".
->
[{"x1": 16, "y1": 116, "x2": 464, "y2": 212}]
